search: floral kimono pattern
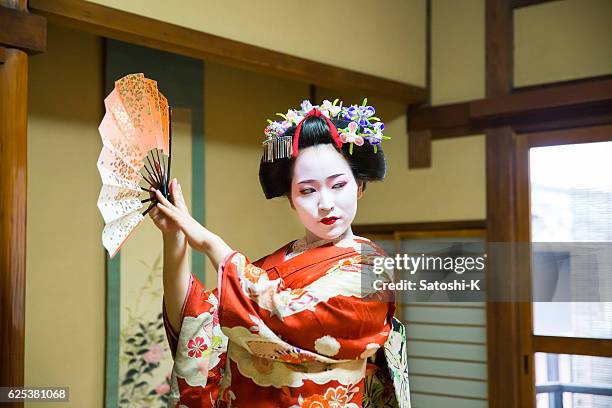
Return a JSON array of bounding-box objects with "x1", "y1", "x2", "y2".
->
[{"x1": 162, "y1": 237, "x2": 411, "y2": 407}]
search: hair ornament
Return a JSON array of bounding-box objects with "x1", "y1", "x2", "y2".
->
[{"x1": 262, "y1": 98, "x2": 390, "y2": 162}]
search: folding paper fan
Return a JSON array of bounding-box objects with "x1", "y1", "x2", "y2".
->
[{"x1": 97, "y1": 73, "x2": 173, "y2": 258}]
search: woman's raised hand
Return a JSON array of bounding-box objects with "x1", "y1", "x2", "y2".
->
[
  {"x1": 148, "y1": 178, "x2": 184, "y2": 236},
  {"x1": 149, "y1": 178, "x2": 209, "y2": 252}
]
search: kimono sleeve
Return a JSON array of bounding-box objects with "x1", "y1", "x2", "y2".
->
[
  {"x1": 217, "y1": 250, "x2": 396, "y2": 361},
  {"x1": 162, "y1": 272, "x2": 228, "y2": 408}
]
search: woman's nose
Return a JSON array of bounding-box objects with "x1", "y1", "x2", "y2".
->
[{"x1": 318, "y1": 190, "x2": 334, "y2": 211}]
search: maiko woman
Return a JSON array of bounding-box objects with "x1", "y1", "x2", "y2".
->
[{"x1": 149, "y1": 100, "x2": 411, "y2": 407}]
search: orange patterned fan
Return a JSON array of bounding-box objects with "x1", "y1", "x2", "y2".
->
[{"x1": 96, "y1": 73, "x2": 173, "y2": 258}]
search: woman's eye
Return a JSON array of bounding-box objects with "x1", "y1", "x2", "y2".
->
[
  {"x1": 300, "y1": 188, "x2": 315, "y2": 195},
  {"x1": 332, "y1": 182, "x2": 347, "y2": 189}
]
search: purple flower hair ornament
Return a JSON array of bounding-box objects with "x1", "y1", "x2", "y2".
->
[{"x1": 262, "y1": 97, "x2": 390, "y2": 162}]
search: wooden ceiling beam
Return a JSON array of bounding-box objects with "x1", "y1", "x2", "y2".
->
[
  {"x1": 472, "y1": 75, "x2": 612, "y2": 119},
  {"x1": 512, "y1": 0, "x2": 562, "y2": 9},
  {"x1": 28, "y1": 0, "x2": 427, "y2": 105},
  {"x1": 408, "y1": 75, "x2": 612, "y2": 138},
  {"x1": 0, "y1": 6, "x2": 46, "y2": 54}
]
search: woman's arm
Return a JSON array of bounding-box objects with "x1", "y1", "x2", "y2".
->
[
  {"x1": 149, "y1": 178, "x2": 232, "y2": 335},
  {"x1": 148, "y1": 179, "x2": 192, "y2": 335},
  {"x1": 153, "y1": 182, "x2": 233, "y2": 272},
  {"x1": 162, "y1": 230, "x2": 190, "y2": 335}
]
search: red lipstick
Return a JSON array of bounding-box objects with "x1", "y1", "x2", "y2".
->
[{"x1": 320, "y1": 217, "x2": 339, "y2": 225}]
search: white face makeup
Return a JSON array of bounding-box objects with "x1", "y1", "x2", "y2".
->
[{"x1": 290, "y1": 144, "x2": 362, "y2": 241}]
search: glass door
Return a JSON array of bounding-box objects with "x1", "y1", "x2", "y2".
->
[{"x1": 518, "y1": 125, "x2": 612, "y2": 408}]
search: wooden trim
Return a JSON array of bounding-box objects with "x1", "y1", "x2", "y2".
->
[
  {"x1": 0, "y1": 5, "x2": 47, "y2": 54},
  {"x1": 410, "y1": 391, "x2": 487, "y2": 401},
  {"x1": 29, "y1": 0, "x2": 427, "y2": 104},
  {"x1": 408, "y1": 338, "x2": 486, "y2": 346},
  {"x1": 484, "y1": 7, "x2": 520, "y2": 408},
  {"x1": 407, "y1": 101, "x2": 480, "y2": 139},
  {"x1": 353, "y1": 220, "x2": 487, "y2": 235},
  {"x1": 0, "y1": 47, "x2": 28, "y2": 400},
  {"x1": 515, "y1": 134, "x2": 536, "y2": 408},
  {"x1": 533, "y1": 336, "x2": 612, "y2": 358},
  {"x1": 410, "y1": 372, "x2": 487, "y2": 382},
  {"x1": 404, "y1": 303, "x2": 485, "y2": 309},
  {"x1": 408, "y1": 129, "x2": 431, "y2": 169},
  {"x1": 356, "y1": 232, "x2": 395, "y2": 242},
  {"x1": 486, "y1": 0, "x2": 513, "y2": 97},
  {"x1": 404, "y1": 320, "x2": 485, "y2": 328},
  {"x1": 512, "y1": 0, "x2": 561, "y2": 8},
  {"x1": 472, "y1": 76, "x2": 612, "y2": 119},
  {"x1": 309, "y1": 84, "x2": 317, "y2": 104},
  {"x1": 407, "y1": 355, "x2": 487, "y2": 364},
  {"x1": 396, "y1": 229, "x2": 486, "y2": 239},
  {"x1": 425, "y1": 0, "x2": 432, "y2": 105},
  {"x1": 407, "y1": 75, "x2": 612, "y2": 139},
  {"x1": 522, "y1": 123, "x2": 612, "y2": 148},
  {"x1": 513, "y1": 73, "x2": 612, "y2": 93},
  {"x1": 510, "y1": 108, "x2": 612, "y2": 408},
  {"x1": 486, "y1": 128, "x2": 524, "y2": 408}
]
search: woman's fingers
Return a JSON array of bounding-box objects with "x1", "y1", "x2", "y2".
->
[
  {"x1": 155, "y1": 188, "x2": 176, "y2": 210},
  {"x1": 148, "y1": 205, "x2": 166, "y2": 227},
  {"x1": 169, "y1": 179, "x2": 179, "y2": 205},
  {"x1": 174, "y1": 182, "x2": 189, "y2": 211},
  {"x1": 155, "y1": 200, "x2": 180, "y2": 224},
  {"x1": 166, "y1": 178, "x2": 189, "y2": 212}
]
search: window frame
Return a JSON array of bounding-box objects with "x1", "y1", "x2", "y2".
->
[{"x1": 353, "y1": 221, "x2": 487, "y2": 322}]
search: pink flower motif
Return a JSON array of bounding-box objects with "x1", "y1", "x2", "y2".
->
[
  {"x1": 320, "y1": 100, "x2": 341, "y2": 118},
  {"x1": 340, "y1": 122, "x2": 364, "y2": 146},
  {"x1": 155, "y1": 382, "x2": 170, "y2": 395},
  {"x1": 142, "y1": 343, "x2": 164, "y2": 364},
  {"x1": 286, "y1": 109, "x2": 304, "y2": 125},
  {"x1": 187, "y1": 336, "x2": 208, "y2": 358}
]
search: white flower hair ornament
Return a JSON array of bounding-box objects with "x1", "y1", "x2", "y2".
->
[{"x1": 262, "y1": 98, "x2": 390, "y2": 162}]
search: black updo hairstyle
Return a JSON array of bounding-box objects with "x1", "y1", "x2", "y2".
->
[{"x1": 259, "y1": 115, "x2": 387, "y2": 199}]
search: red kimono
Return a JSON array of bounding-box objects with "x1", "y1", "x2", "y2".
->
[{"x1": 162, "y1": 237, "x2": 408, "y2": 407}]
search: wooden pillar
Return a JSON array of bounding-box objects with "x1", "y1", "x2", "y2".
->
[
  {"x1": 0, "y1": 46, "x2": 28, "y2": 408},
  {"x1": 0, "y1": 2, "x2": 44, "y2": 406},
  {"x1": 407, "y1": 0, "x2": 433, "y2": 169},
  {"x1": 485, "y1": 126, "x2": 522, "y2": 408},
  {"x1": 484, "y1": 1, "x2": 524, "y2": 408},
  {"x1": 408, "y1": 129, "x2": 432, "y2": 168}
]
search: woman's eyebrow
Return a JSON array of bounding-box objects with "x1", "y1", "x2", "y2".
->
[
  {"x1": 297, "y1": 173, "x2": 345, "y2": 184},
  {"x1": 297, "y1": 179, "x2": 318, "y2": 184}
]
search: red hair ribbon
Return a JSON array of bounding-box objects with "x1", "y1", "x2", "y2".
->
[{"x1": 292, "y1": 108, "x2": 343, "y2": 158}]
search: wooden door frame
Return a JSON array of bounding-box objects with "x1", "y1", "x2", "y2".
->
[{"x1": 516, "y1": 124, "x2": 612, "y2": 405}]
